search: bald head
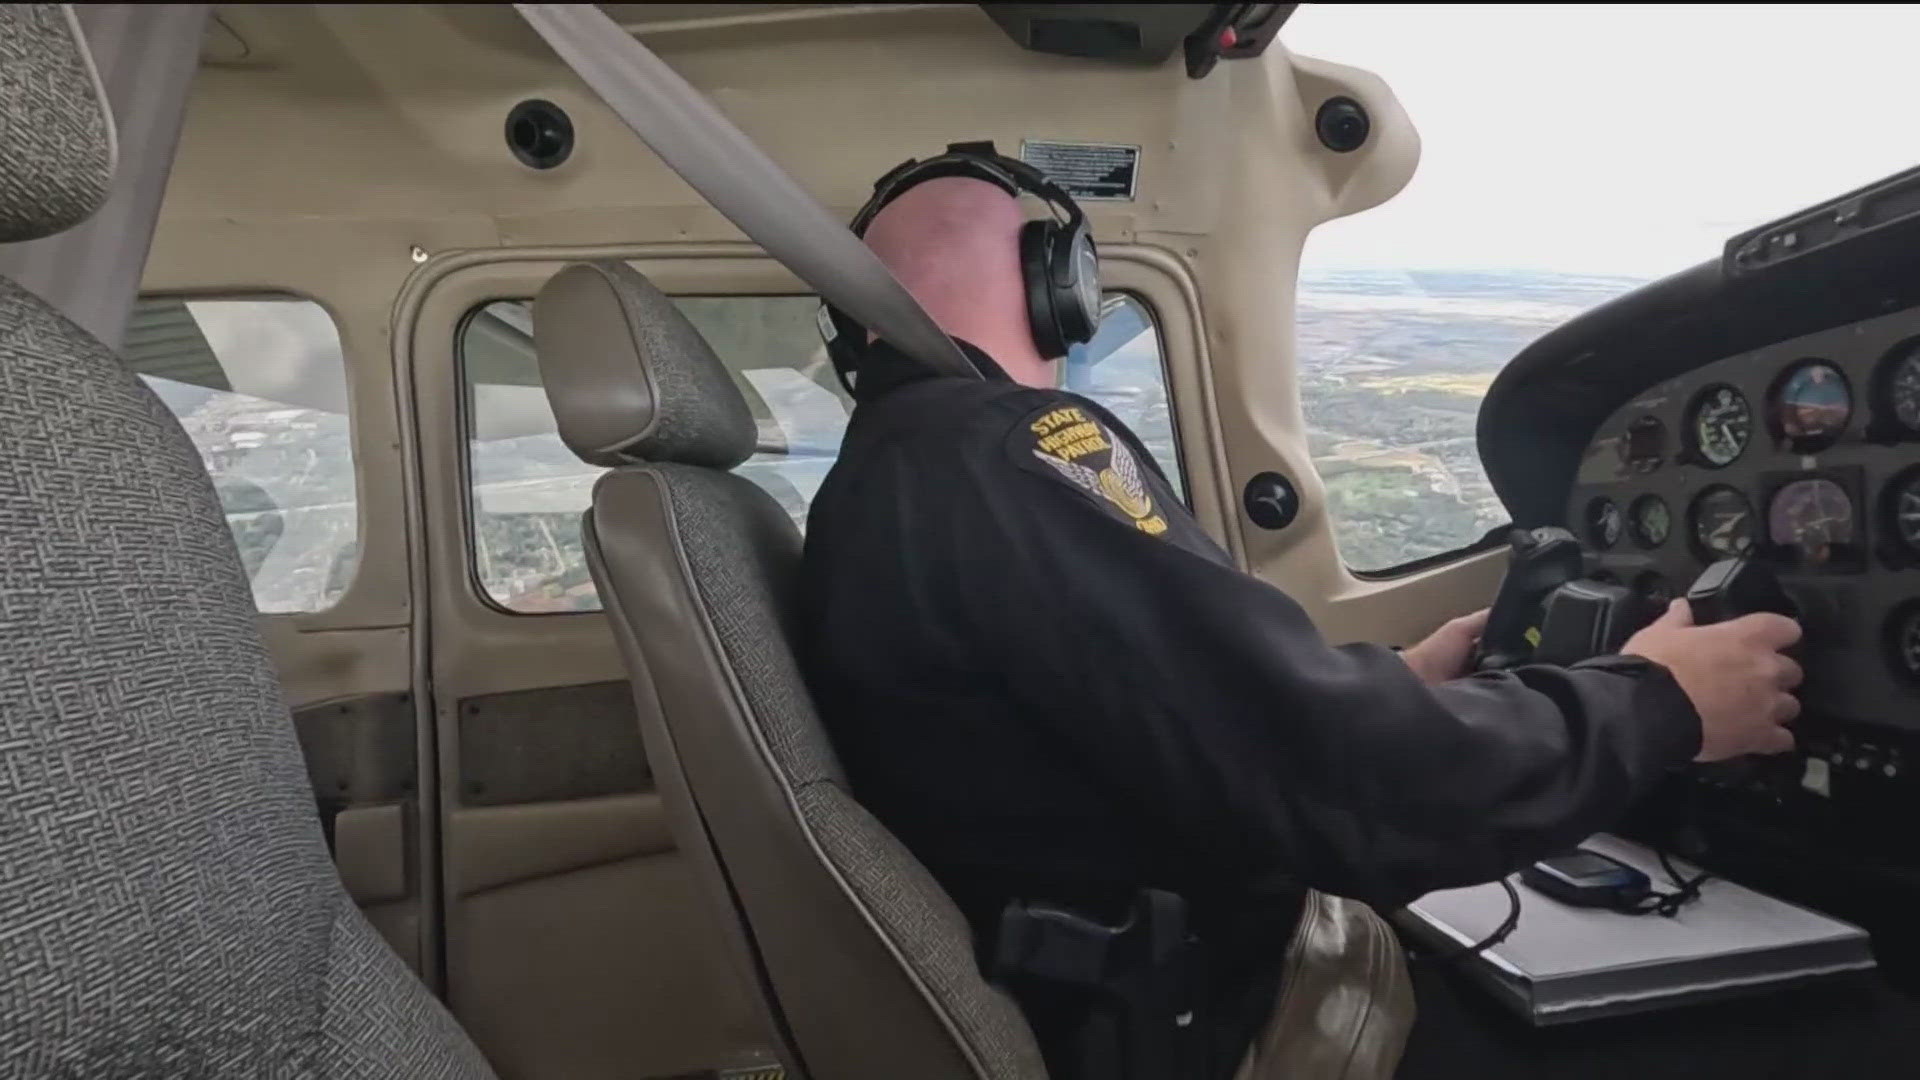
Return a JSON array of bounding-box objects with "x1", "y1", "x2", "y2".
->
[{"x1": 862, "y1": 176, "x2": 1055, "y2": 388}]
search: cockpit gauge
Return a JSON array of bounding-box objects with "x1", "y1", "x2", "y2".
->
[
  {"x1": 1884, "y1": 601, "x2": 1920, "y2": 686},
  {"x1": 1876, "y1": 342, "x2": 1920, "y2": 437},
  {"x1": 1770, "y1": 360, "x2": 1851, "y2": 451},
  {"x1": 1634, "y1": 571, "x2": 1673, "y2": 606},
  {"x1": 1628, "y1": 495, "x2": 1670, "y2": 548},
  {"x1": 1689, "y1": 485, "x2": 1756, "y2": 560},
  {"x1": 1585, "y1": 497, "x2": 1622, "y2": 550},
  {"x1": 1884, "y1": 466, "x2": 1920, "y2": 558},
  {"x1": 1766, "y1": 477, "x2": 1856, "y2": 568},
  {"x1": 1622, "y1": 415, "x2": 1666, "y2": 473},
  {"x1": 1686, "y1": 384, "x2": 1752, "y2": 467}
]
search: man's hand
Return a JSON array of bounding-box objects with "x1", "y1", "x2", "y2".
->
[
  {"x1": 1400, "y1": 609, "x2": 1490, "y2": 685},
  {"x1": 1622, "y1": 598, "x2": 1802, "y2": 761}
]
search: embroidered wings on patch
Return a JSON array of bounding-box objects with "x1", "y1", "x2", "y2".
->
[{"x1": 1015, "y1": 401, "x2": 1169, "y2": 536}]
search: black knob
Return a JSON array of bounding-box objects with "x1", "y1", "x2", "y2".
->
[
  {"x1": 1315, "y1": 96, "x2": 1371, "y2": 153},
  {"x1": 506, "y1": 99, "x2": 574, "y2": 170}
]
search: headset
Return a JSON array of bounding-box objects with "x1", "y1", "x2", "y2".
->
[{"x1": 820, "y1": 140, "x2": 1102, "y2": 387}]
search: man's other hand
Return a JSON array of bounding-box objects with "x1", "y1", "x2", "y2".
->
[
  {"x1": 1623, "y1": 598, "x2": 1802, "y2": 761},
  {"x1": 1401, "y1": 609, "x2": 1490, "y2": 685}
]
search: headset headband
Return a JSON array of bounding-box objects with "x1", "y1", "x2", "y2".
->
[
  {"x1": 826, "y1": 140, "x2": 1097, "y2": 392},
  {"x1": 849, "y1": 140, "x2": 1085, "y2": 241}
]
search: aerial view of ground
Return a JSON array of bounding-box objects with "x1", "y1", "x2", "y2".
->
[
  {"x1": 1297, "y1": 269, "x2": 1649, "y2": 569},
  {"x1": 146, "y1": 269, "x2": 1656, "y2": 612}
]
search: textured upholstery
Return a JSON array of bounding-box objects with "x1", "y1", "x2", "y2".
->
[
  {"x1": 588, "y1": 464, "x2": 1047, "y2": 1080},
  {"x1": 651, "y1": 466, "x2": 1044, "y2": 1080},
  {"x1": 0, "y1": 5, "x2": 115, "y2": 243},
  {"x1": 0, "y1": 8, "x2": 495, "y2": 1074},
  {"x1": 533, "y1": 261, "x2": 757, "y2": 469},
  {"x1": 545, "y1": 259, "x2": 1046, "y2": 1077},
  {"x1": 798, "y1": 778, "x2": 1052, "y2": 1077},
  {"x1": 0, "y1": 277, "x2": 495, "y2": 1076}
]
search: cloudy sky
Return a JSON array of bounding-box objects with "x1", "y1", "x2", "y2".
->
[{"x1": 1284, "y1": 4, "x2": 1920, "y2": 277}]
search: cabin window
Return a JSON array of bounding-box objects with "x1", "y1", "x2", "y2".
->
[
  {"x1": 459, "y1": 291, "x2": 1176, "y2": 614},
  {"x1": 124, "y1": 297, "x2": 360, "y2": 613},
  {"x1": 1288, "y1": 4, "x2": 1920, "y2": 573}
]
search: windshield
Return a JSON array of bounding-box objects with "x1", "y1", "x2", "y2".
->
[{"x1": 1285, "y1": 3, "x2": 1920, "y2": 572}]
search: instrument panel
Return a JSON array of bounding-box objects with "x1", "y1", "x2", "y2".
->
[{"x1": 1567, "y1": 303, "x2": 1920, "y2": 733}]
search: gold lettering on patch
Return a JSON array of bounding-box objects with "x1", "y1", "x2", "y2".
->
[
  {"x1": 1037, "y1": 421, "x2": 1101, "y2": 454},
  {"x1": 1030, "y1": 406, "x2": 1089, "y2": 437}
]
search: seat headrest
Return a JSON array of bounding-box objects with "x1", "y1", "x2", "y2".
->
[
  {"x1": 0, "y1": 5, "x2": 116, "y2": 244},
  {"x1": 533, "y1": 261, "x2": 757, "y2": 470}
]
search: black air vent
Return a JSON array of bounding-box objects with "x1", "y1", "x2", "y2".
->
[{"x1": 1029, "y1": 17, "x2": 1141, "y2": 58}]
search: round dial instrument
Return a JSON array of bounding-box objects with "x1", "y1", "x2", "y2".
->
[
  {"x1": 1771, "y1": 360, "x2": 1851, "y2": 449},
  {"x1": 1585, "y1": 497, "x2": 1622, "y2": 550},
  {"x1": 1689, "y1": 485, "x2": 1756, "y2": 560},
  {"x1": 1687, "y1": 384, "x2": 1752, "y2": 467},
  {"x1": 1766, "y1": 477, "x2": 1856, "y2": 567},
  {"x1": 1885, "y1": 601, "x2": 1920, "y2": 686},
  {"x1": 1885, "y1": 466, "x2": 1920, "y2": 557},
  {"x1": 1628, "y1": 495, "x2": 1671, "y2": 548},
  {"x1": 1880, "y1": 343, "x2": 1920, "y2": 435}
]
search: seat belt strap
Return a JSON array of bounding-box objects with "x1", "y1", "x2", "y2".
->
[{"x1": 513, "y1": 4, "x2": 976, "y2": 381}]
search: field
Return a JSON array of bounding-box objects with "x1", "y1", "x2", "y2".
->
[
  {"x1": 1296, "y1": 269, "x2": 1648, "y2": 569},
  {"x1": 150, "y1": 269, "x2": 1658, "y2": 610}
]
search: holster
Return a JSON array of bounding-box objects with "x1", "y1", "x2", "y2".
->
[{"x1": 987, "y1": 888, "x2": 1210, "y2": 1080}]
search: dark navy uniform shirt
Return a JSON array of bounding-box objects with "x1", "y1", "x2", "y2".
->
[{"x1": 800, "y1": 341, "x2": 1702, "y2": 1075}]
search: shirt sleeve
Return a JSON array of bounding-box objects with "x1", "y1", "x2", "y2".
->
[{"x1": 946, "y1": 398, "x2": 1702, "y2": 910}]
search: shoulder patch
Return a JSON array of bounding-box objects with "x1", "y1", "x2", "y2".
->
[{"x1": 1012, "y1": 401, "x2": 1169, "y2": 536}]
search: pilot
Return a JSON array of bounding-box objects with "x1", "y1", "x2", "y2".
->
[{"x1": 801, "y1": 147, "x2": 1804, "y2": 1079}]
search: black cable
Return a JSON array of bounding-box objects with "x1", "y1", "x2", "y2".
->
[
  {"x1": 1633, "y1": 846, "x2": 1711, "y2": 917},
  {"x1": 1658, "y1": 845, "x2": 1713, "y2": 896},
  {"x1": 1434, "y1": 877, "x2": 1522, "y2": 960},
  {"x1": 1430, "y1": 844, "x2": 1711, "y2": 965},
  {"x1": 1437, "y1": 850, "x2": 1709, "y2": 964}
]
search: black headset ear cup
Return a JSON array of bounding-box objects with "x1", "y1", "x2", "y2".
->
[
  {"x1": 1020, "y1": 219, "x2": 1068, "y2": 359},
  {"x1": 1051, "y1": 225, "x2": 1098, "y2": 347}
]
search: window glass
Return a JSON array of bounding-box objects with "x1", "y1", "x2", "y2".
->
[
  {"x1": 1285, "y1": 3, "x2": 1920, "y2": 572},
  {"x1": 124, "y1": 297, "x2": 360, "y2": 612},
  {"x1": 462, "y1": 291, "x2": 1176, "y2": 613},
  {"x1": 1064, "y1": 295, "x2": 1182, "y2": 501}
]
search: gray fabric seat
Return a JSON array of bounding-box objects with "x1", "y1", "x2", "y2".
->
[
  {"x1": 0, "y1": 7, "x2": 496, "y2": 1076},
  {"x1": 532, "y1": 261, "x2": 1049, "y2": 1080}
]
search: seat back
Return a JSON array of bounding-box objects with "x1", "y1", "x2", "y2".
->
[
  {"x1": 0, "y1": 7, "x2": 493, "y2": 1076},
  {"x1": 533, "y1": 261, "x2": 1047, "y2": 1080}
]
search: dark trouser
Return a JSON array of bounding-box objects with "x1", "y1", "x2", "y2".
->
[{"x1": 1396, "y1": 957, "x2": 1920, "y2": 1079}]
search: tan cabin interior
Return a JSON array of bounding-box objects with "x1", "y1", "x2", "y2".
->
[
  {"x1": 130, "y1": 6, "x2": 1502, "y2": 1075},
  {"x1": 13, "y1": 2, "x2": 1920, "y2": 1078}
]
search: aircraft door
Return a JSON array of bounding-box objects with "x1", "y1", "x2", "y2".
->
[{"x1": 404, "y1": 250, "x2": 782, "y2": 1080}]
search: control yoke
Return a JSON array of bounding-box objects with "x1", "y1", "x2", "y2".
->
[
  {"x1": 1478, "y1": 533, "x2": 1801, "y2": 674},
  {"x1": 1476, "y1": 526, "x2": 1585, "y2": 670},
  {"x1": 1684, "y1": 556, "x2": 1799, "y2": 626}
]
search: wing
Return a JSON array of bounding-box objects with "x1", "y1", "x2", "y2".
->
[
  {"x1": 1109, "y1": 436, "x2": 1149, "y2": 506},
  {"x1": 1032, "y1": 448, "x2": 1104, "y2": 500}
]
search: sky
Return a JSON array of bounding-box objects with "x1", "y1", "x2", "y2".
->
[{"x1": 1282, "y1": 4, "x2": 1920, "y2": 278}]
